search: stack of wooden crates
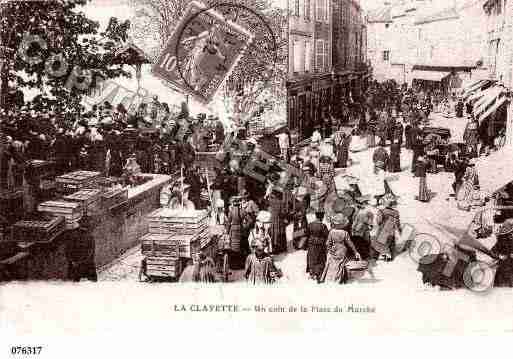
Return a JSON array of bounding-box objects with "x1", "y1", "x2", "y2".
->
[{"x1": 142, "y1": 209, "x2": 212, "y2": 279}]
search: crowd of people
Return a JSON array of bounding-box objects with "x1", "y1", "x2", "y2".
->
[{"x1": 3, "y1": 77, "x2": 512, "y2": 287}]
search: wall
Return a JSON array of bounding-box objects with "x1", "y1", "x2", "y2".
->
[
  {"x1": 367, "y1": 21, "x2": 393, "y2": 81},
  {"x1": 415, "y1": 3, "x2": 487, "y2": 69}
]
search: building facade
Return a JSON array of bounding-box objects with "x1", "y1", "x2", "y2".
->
[
  {"x1": 366, "y1": 0, "x2": 489, "y2": 90},
  {"x1": 366, "y1": 4, "x2": 393, "y2": 82},
  {"x1": 483, "y1": 0, "x2": 513, "y2": 145},
  {"x1": 287, "y1": 0, "x2": 368, "y2": 141}
]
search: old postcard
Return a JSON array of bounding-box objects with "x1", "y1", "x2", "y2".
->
[{"x1": 1, "y1": 0, "x2": 513, "y2": 354}]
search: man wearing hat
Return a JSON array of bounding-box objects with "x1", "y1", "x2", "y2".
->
[
  {"x1": 239, "y1": 188, "x2": 259, "y2": 252},
  {"x1": 65, "y1": 216, "x2": 97, "y2": 282}
]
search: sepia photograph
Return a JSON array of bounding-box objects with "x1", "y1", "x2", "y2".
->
[{"x1": 1, "y1": 0, "x2": 513, "y2": 354}]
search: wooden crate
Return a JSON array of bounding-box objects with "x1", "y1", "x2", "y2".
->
[
  {"x1": 148, "y1": 222, "x2": 208, "y2": 235},
  {"x1": 146, "y1": 256, "x2": 183, "y2": 279},
  {"x1": 12, "y1": 216, "x2": 65, "y2": 243},
  {"x1": 146, "y1": 208, "x2": 209, "y2": 225},
  {"x1": 141, "y1": 233, "x2": 180, "y2": 257},
  {"x1": 63, "y1": 189, "x2": 103, "y2": 216},
  {"x1": 37, "y1": 200, "x2": 83, "y2": 222},
  {"x1": 55, "y1": 171, "x2": 101, "y2": 193}
]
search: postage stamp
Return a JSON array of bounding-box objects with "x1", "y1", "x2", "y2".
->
[{"x1": 152, "y1": 1, "x2": 254, "y2": 104}]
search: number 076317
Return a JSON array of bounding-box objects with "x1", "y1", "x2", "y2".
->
[{"x1": 10, "y1": 346, "x2": 43, "y2": 355}]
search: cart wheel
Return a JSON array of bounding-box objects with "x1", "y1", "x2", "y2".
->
[{"x1": 222, "y1": 253, "x2": 229, "y2": 282}]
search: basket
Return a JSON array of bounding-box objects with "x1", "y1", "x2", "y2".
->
[{"x1": 346, "y1": 260, "x2": 369, "y2": 271}]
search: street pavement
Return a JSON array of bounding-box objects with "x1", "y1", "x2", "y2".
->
[{"x1": 98, "y1": 112, "x2": 477, "y2": 288}]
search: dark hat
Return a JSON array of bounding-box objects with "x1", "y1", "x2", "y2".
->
[{"x1": 230, "y1": 196, "x2": 242, "y2": 204}]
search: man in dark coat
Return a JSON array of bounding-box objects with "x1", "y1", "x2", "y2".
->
[
  {"x1": 65, "y1": 220, "x2": 97, "y2": 282},
  {"x1": 393, "y1": 121, "x2": 404, "y2": 146},
  {"x1": 410, "y1": 124, "x2": 423, "y2": 173}
]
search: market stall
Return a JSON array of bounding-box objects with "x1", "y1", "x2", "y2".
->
[{"x1": 0, "y1": 172, "x2": 173, "y2": 280}]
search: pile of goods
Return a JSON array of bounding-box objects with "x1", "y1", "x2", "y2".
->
[
  {"x1": 62, "y1": 189, "x2": 103, "y2": 216},
  {"x1": 37, "y1": 200, "x2": 83, "y2": 229},
  {"x1": 12, "y1": 216, "x2": 65, "y2": 243},
  {"x1": 55, "y1": 171, "x2": 101, "y2": 194},
  {"x1": 141, "y1": 233, "x2": 182, "y2": 278},
  {"x1": 142, "y1": 209, "x2": 214, "y2": 279}
]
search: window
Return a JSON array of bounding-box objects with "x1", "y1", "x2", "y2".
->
[
  {"x1": 305, "y1": 41, "x2": 312, "y2": 71},
  {"x1": 294, "y1": 0, "x2": 300, "y2": 16},
  {"x1": 304, "y1": 0, "x2": 310, "y2": 20},
  {"x1": 383, "y1": 50, "x2": 390, "y2": 61},
  {"x1": 316, "y1": 39, "x2": 324, "y2": 71},
  {"x1": 385, "y1": 23, "x2": 390, "y2": 29},
  {"x1": 293, "y1": 41, "x2": 302, "y2": 72},
  {"x1": 323, "y1": 38, "x2": 329, "y2": 70},
  {"x1": 316, "y1": 0, "x2": 327, "y2": 22}
]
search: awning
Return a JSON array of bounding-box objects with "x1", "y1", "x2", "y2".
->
[
  {"x1": 411, "y1": 70, "x2": 450, "y2": 82},
  {"x1": 474, "y1": 87, "x2": 503, "y2": 117},
  {"x1": 467, "y1": 88, "x2": 487, "y2": 102},
  {"x1": 478, "y1": 96, "x2": 508, "y2": 122},
  {"x1": 462, "y1": 79, "x2": 489, "y2": 98},
  {"x1": 476, "y1": 145, "x2": 513, "y2": 193}
]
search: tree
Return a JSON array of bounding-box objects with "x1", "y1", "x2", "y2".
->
[
  {"x1": 129, "y1": 0, "x2": 287, "y2": 122},
  {"x1": 0, "y1": 0, "x2": 132, "y2": 114}
]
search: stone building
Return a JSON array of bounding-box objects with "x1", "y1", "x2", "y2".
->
[
  {"x1": 366, "y1": 0, "x2": 488, "y2": 91},
  {"x1": 287, "y1": 0, "x2": 369, "y2": 141}
]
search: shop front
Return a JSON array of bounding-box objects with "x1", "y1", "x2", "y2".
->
[{"x1": 287, "y1": 74, "x2": 336, "y2": 142}]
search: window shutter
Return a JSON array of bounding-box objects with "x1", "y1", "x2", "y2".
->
[{"x1": 305, "y1": 41, "x2": 311, "y2": 71}]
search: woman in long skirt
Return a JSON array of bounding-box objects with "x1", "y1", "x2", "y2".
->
[
  {"x1": 319, "y1": 214, "x2": 361, "y2": 284},
  {"x1": 456, "y1": 160, "x2": 479, "y2": 211},
  {"x1": 245, "y1": 239, "x2": 281, "y2": 285},
  {"x1": 336, "y1": 133, "x2": 350, "y2": 168},
  {"x1": 415, "y1": 156, "x2": 429, "y2": 202},
  {"x1": 351, "y1": 210, "x2": 374, "y2": 260}
]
